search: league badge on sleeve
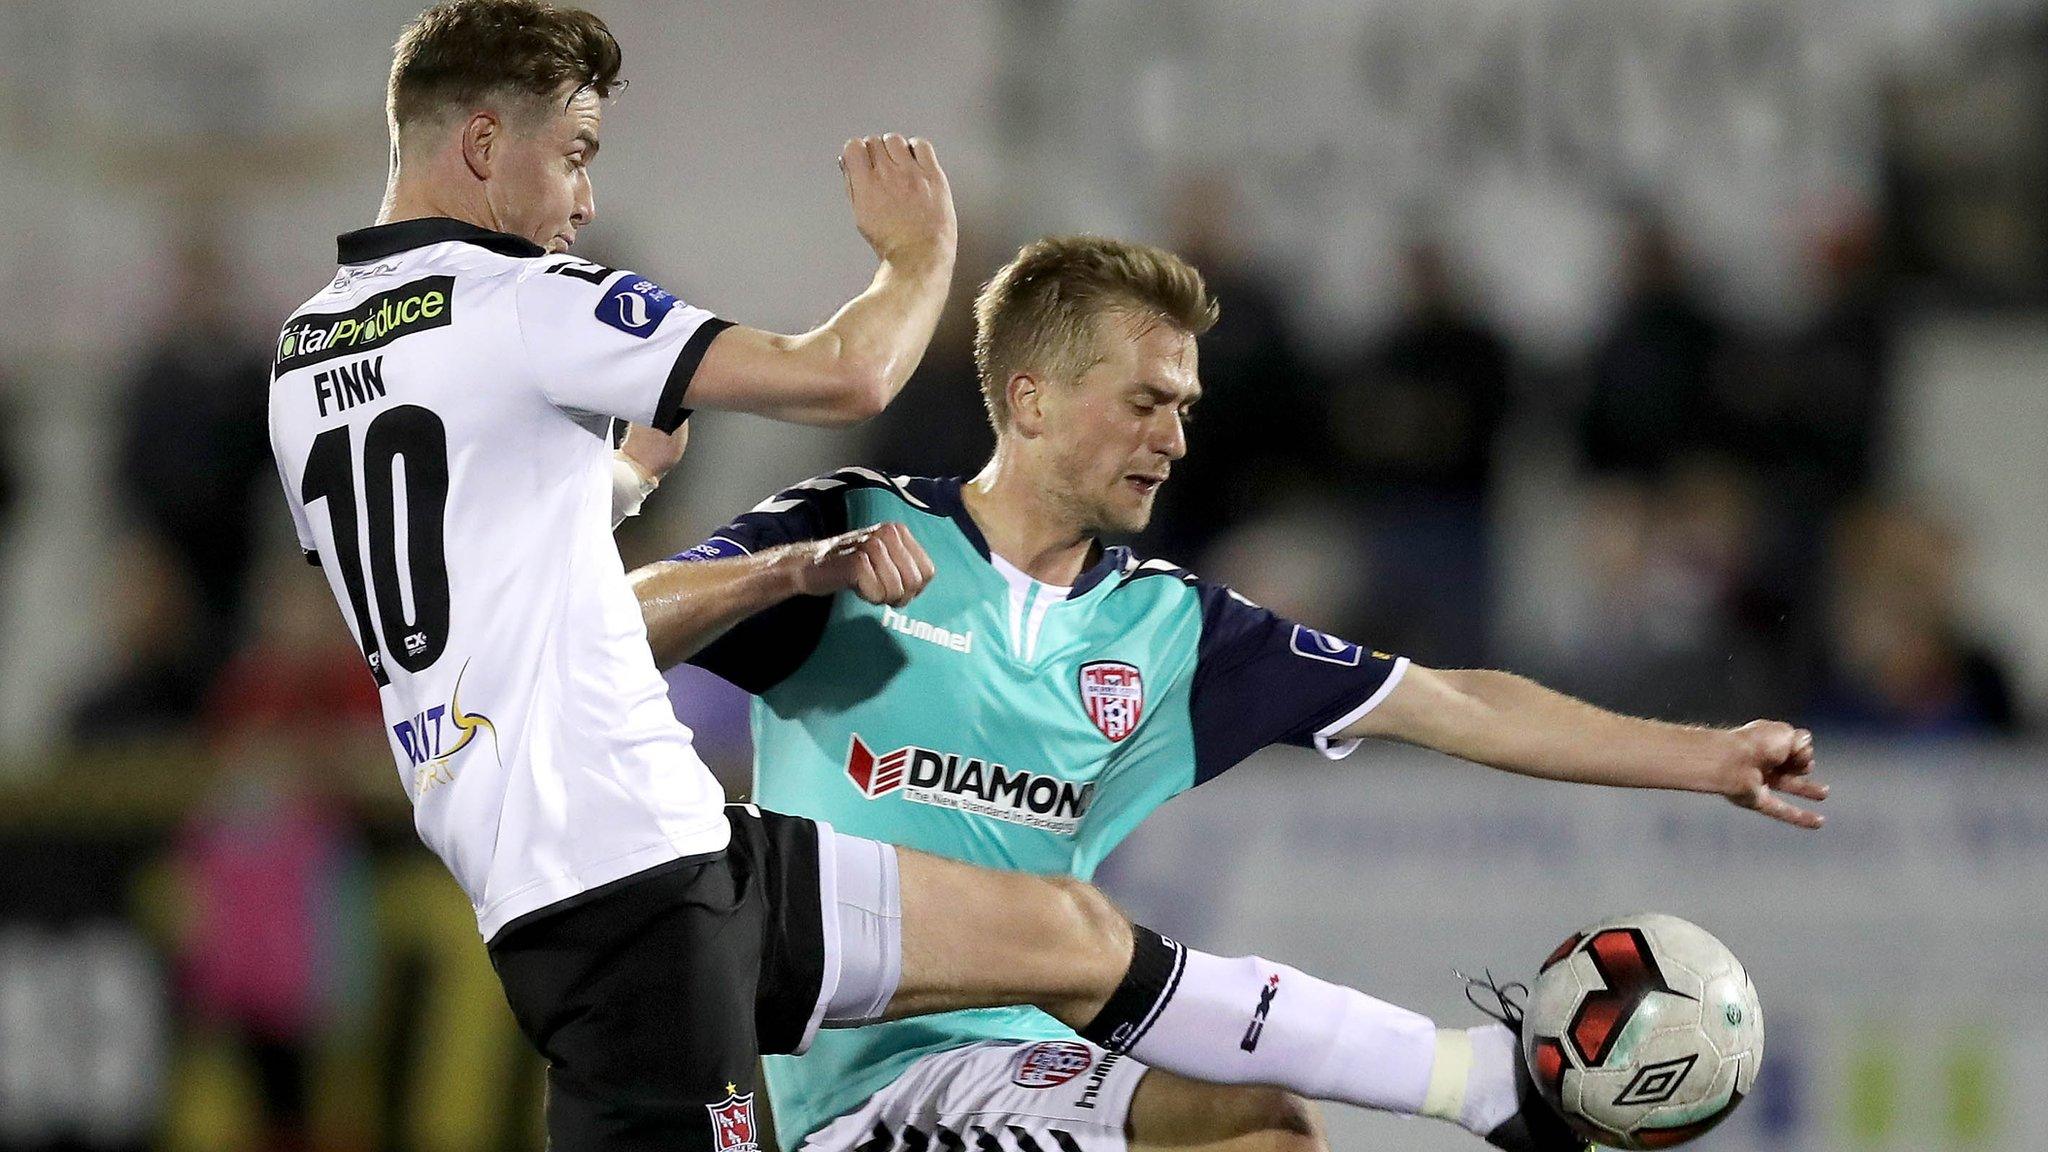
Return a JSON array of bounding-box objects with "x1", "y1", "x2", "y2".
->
[
  {"x1": 596, "y1": 275, "x2": 679, "y2": 337},
  {"x1": 1289, "y1": 624, "x2": 1363, "y2": 666},
  {"x1": 1079, "y1": 660, "x2": 1144, "y2": 742},
  {"x1": 675, "y1": 535, "x2": 750, "y2": 562},
  {"x1": 705, "y1": 1087, "x2": 760, "y2": 1152}
]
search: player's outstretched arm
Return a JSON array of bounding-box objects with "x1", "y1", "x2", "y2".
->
[
  {"x1": 630, "y1": 523, "x2": 934, "y2": 667},
  {"x1": 686, "y1": 134, "x2": 956, "y2": 427},
  {"x1": 1343, "y1": 666, "x2": 1829, "y2": 828}
]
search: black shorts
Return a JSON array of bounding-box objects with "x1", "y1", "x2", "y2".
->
[{"x1": 488, "y1": 805, "x2": 827, "y2": 1152}]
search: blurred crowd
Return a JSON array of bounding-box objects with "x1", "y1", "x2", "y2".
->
[
  {"x1": 871, "y1": 182, "x2": 2030, "y2": 740},
  {"x1": 0, "y1": 237, "x2": 388, "y2": 1150}
]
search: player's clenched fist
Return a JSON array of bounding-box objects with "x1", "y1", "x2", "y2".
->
[
  {"x1": 616, "y1": 421, "x2": 689, "y2": 481},
  {"x1": 840, "y1": 134, "x2": 956, "y2": 268},
  {"x1": 796, "y1": 521, "x2": 936, "y2": 608},
  {"x1": 1719, "y1": 719, "x2": 1829, "y2": 828}
]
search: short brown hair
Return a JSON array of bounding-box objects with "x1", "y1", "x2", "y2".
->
[
  {"x1": 388, "y1": 0, "x2": 623, "y2": 132},
  {"x1": 973, "y1": 236, "x2": 1219, "y2": 430}
]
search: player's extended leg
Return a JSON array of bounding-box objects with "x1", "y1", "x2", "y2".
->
[
  {"x1": 888, "y1": 848, "x2": 1133, "y2": 1023},
  {"x1": 810, "y1": 837, "x2": 1583, "y2": 1152}
]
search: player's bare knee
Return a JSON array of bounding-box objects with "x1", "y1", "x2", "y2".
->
[
  {"x1": 1031, "y1": 875, "x2": 1132, "y2": 1017},
  {"x1": 1050, "y1": 874, "x2": 1132, "y2": 972}
]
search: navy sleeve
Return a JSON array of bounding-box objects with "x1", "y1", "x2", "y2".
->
[
  {"x1": 674, "y1": 475, "x2": 854, "y2": 694},
  {"x1": 1188, "y1": 578, "x2": 1408, "y2": 785}
]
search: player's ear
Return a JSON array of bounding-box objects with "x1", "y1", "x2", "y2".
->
[
  {"x1": 461, "y1": 111, "x2": 500, "y2": 181},
  {"x1": 1008, "y1": 373, "x2": 1046, "y2": 438}
]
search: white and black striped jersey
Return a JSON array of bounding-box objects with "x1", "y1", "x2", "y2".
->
[{"x1": 267, "y1": 217, "x2": 735, "y2": 940}]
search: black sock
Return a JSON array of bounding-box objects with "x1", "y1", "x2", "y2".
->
[{"x1": 1077, "y1": 924, "x2": 1186, "y2": 1054}]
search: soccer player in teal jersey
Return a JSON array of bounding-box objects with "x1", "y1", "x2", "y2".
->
[{"x1": 631, "y1": 237, "x2": 1826, "y2": 1152}]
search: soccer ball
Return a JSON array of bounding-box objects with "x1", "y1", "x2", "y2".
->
[{"x1": 1521, "y1": 914, "x2": 1762, "y2": 1149}]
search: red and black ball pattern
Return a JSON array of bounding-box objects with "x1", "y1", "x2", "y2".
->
[{"x1": 1568, "y1": 928, "x2": 1689, "y2": 1069}]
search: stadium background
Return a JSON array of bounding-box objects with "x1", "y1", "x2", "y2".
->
[{"x1": 0, "y1": 1, "x2": 2043, "y2": 1150}]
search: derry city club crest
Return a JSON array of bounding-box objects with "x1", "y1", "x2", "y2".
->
[{"x1": 1079, "y1": 660, "x2": 1144, "y2": 742}]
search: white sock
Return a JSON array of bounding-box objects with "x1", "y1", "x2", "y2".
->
[
  {"x1": 1422, "y1": 1023, "x2": 1522, "y2": 1136},
  {"x1": 1080, "y1": 934, "x2": 1523, "y2": 1132},
  {"x1": 1117, "y1": 949, "x2": 1438, "y2": 1112}
]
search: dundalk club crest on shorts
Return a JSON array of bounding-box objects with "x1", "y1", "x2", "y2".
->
[
  {"x1": 1078, "y1": 661, "x2": 1144, "y2": 743},
  {"x1": 707, "y1": 1086, "x2": 760, "y2": 1152}
]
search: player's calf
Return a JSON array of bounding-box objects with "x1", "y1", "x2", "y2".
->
[{"x1": 1127, "y1": 1074, "x2": 1325, "y2": 1152}]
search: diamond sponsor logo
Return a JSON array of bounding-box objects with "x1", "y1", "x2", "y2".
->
[{"x1": 844, "y1": 734, "x2": 1094, "y2": 835}]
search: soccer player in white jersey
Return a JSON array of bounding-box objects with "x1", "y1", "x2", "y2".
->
[
  {"x1": 629, "y1": 236, "x2": 1830, "y2": 1152},
  {"x1": 266, "y1": 4, "x2": 1662, "y2": 1150}
]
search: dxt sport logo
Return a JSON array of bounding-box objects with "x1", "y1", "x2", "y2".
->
[
  {"x1": 391, "y1": 662, "x2": 499, "y2": 797},
  {"x1": 275, "y1": 276, "x2": 453, "y2": 375},
  {"x1": 1241, "y1": 973, "x2": 1280, "y2": 1052},
  {"x1": 844, "y1": 735, "x2": 1094, "y2": 835}
]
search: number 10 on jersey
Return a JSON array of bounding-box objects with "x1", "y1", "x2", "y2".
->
[{"x1": 300, "y1": 404, "x2": 452, "y2": 687}]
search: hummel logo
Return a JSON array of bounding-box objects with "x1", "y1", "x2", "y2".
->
[{"x1": 881, "y1": 605, "x2": 972, "y2": 653}]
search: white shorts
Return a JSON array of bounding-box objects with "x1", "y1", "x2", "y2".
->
[{"x1": 798, "y1": 1039, "x2": 1152, "y2": 1152}]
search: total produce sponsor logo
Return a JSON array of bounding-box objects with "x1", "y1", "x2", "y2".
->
[
  {"x1": 844, "y1": 734, "x2": 1094, "y2": 835},
  {"x1": 275, "y1": 276, "x2": 453, "y2": 375}
]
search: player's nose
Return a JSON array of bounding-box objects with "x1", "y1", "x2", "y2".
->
[{"x1": 1157, "y1": 411, "x2": 1188, "y2": 460}]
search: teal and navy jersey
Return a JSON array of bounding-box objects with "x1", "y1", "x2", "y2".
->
[{"x1": 677, "y1": 472, "x2": 1407, "y2": 1149}]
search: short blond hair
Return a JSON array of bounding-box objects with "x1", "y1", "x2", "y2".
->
[{"x1": 974, "y1": 235, "x2": 1218, "y2": 430}]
